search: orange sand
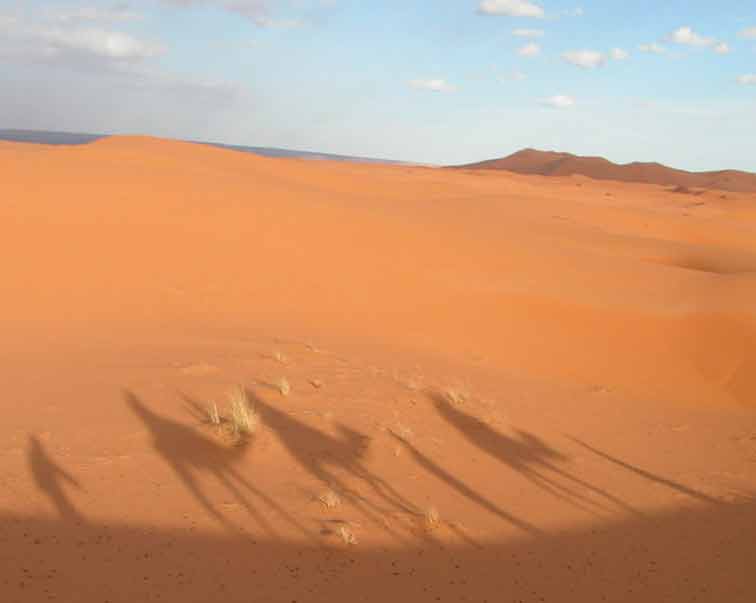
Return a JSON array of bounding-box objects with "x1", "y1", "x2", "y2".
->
[{"x1": 2, "y1": 137, "x2": 755, "y2": 602}]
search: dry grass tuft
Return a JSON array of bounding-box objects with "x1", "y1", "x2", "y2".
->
[
  {"x1": 425, "y1": 506, "x2": 441, "y2": 529},
  {"x1": 207, "y1": 402, "x2": 221, "y2": 426},
  {"x1": 445, "y1": 387, "x2": 468, "y2": 405},
  {"x1": 227, "y1": 386, "x2": 257, "y2": 439},
  {"x1": 278, "y1": 377, "x2": 291, "y2": 396},
  {"x1": 317, "y1": 489, "x2": 341, "y2": 509},
  {"x1": 337, "y1": 525, "x2": 358, "y2": 545}
]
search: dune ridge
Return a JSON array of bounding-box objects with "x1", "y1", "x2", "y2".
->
[{"x1": 453, "y1": 148, "x2": 756, "y2": 193}]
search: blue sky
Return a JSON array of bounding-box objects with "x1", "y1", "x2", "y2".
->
[{"x1": 1, "y1": 0, "x2": 755, "y2": 170}]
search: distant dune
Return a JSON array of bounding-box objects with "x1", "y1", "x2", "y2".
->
[
  {"x1": 0, "y1": 128, "x2": 411, "y2": 165},
  {"x1": 452, "y1": 148, "x2": 756, "y2": 193}
]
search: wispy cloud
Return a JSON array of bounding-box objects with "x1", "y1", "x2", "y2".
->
[
  {"x1": 477, "y1": 0, "x2": 544, "y2": 18},
  {"x1": 0, "y1": 13, "x2": 164, "y2": 65},
  {"x1": 737, "y1": 74, "x2": 756, "y2": 85},
  {"x1": 713, "y1": 42, "x2": 730, "y2": 54},
  {"x1": 409, "y1": 78, "x2": 455, "y2": 92},
  {"x1": 561, "y1": 49, "x2": 605, "y2": 68},
  {"x1": 517, "y1": 42, "x2": 540, "y2": 56},
  {"x1": 42, "y1": 6, "x2": 143, "y2": 24},
  {"x1": 541, "y1": 94, "x2": 575, "y2": 108},
  {"x1": 638, "y1": 42, "x2": 667, "y2": 54},
  {"x1": 610, "y1": 47, "x2": 629, "y2": 60},
  {"x1": 667, "y1": 26, "x2": 714, "y2": 47},
  {"x1": 737, "y1": 26, "x2": 756, "y2": 39},
  {"x1": 512, "y1": 28, "x2": 543, "y2": 38},
  {"x1": 253, "y1": 16, "x2": 302, "y2": 28},
  {"x1": 497, "y1": 69, "x2": 527, "y2": 82}
]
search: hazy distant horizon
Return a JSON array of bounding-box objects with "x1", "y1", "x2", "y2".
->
[{"x1": 1, "y1": 2, "x2": 754, "y2": 173}]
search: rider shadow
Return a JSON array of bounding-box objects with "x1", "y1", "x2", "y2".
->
[
  {"x1": 124, "y1": 390, "x2": 311, "y2": 539},
  {"x1": 247, "y1": 387, "x2": 423, "y2": 540},
  {"x1": 430, "y1": 393, "x2": 640, "y2": 517},
  {"x1": 28, "y1": 435, "x2": 86, "y2": 524}
]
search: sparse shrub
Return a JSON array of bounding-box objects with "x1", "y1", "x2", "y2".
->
[
  {"x1": 425, "y1": 506, "x2": 440, "y2": 529},
  {"x1": 227, "y1": 386, "x2": 256, "y2": 438},
  {"x1": 317, "y1": 489, "x2": 341, "y2": 509},
  {"x1": 337, "y1": 525, "x2": 357, "y2": 545},
  {"x1": 208, "y1": 402, "x2": 221, "y2": 426}
]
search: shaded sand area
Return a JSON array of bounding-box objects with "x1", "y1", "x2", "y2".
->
[{"x1": 2, "y1": 137, "x2": 755, "y2": 602}]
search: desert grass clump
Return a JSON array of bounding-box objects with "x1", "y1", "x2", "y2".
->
[
  {"x1": 317, "y1": 489, "x2": 341, "y2": 509},
  {"x1": 425, "y1": 506, "x2": 441, "y2": 530},
  {"x1": 445, "y1": 387, "x2": 468, "y2": 405},
  {"x1": 227, "y1": 386, "x2": 257, "y2": 439},
  {"x1": 207, "y1": 402, "x2": 221, "y2": 426},
  {"x1": 278, "y1": 377, "x2": 291, "y2": 397},
  {"x1": 337, "y1": 525, "x2": 358, "y2": 545}
]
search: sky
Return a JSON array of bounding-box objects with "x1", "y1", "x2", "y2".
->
[{"x1": 1, "y1": 0, "x2": 755, "y2": 170}]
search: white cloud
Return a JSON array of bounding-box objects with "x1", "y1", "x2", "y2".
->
[
  {"x1": 737, "y1": 26, "x2": 756, "y2": 39},
  {"x1": 517, "y1": 42, "x2": 541, "y2": 56},
  {"x1": 638, "y1": 42, "x2": 667, "y2": 54},
  {"x1": 561, "y1": 49, "x2": 605, "y2": 68},
  {"x1": 409, "y1": 79, "x2": 455, "y2": 92},
  {"x1": 714, "y1": 42, "x2": 730, "y2": 54},
  {"x1": 542, "y1": 94, "x2": 575, "y2": 108},
  {"x1": 253, "y1": 16, "x2": 302, "y2": 28},
  {"x1": 497, "y1": 70, "x2": 527, "y2": 82},
  {"x1": 512, "y1": 28, "x2": 543, "y2": 38},
  {"x1": 610, "y1": 47, "x2": 629, "y2": 60},
  {"x1": 162, "y1": 0, "x2": 270, "y2": 20},
  {"x1": 43, "y1": 6, "x2": 143, "y2": 24},
  {"x1": 477, "y1": 0, "x2": 544, "y2": 18},
  {"x1": 667, "y1": 26, "x2": 714, "y2": 47},
  {"x1": 738, "y1": 74, "x2": 756, "y2": 85},
  {"x1": 562, "y1": 7, "x2": 584, "y2": 17},
  {"x1": 0, "y1": 14, "x2": 164, "y2": 64}
]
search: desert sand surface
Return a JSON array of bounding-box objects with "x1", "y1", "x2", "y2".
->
[
  {"x1": 2, "y1": 136, "x2": 755, "y2": 602},
  {"x1": 456, "y1": 148, "x2": 756, "y2": 193}
]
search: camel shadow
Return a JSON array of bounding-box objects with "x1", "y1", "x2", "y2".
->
[
  {"x1": 247, "y1": 387, "x2": 423, "y2": 539},
  {"x1": 124, "y1": 390, "x2": 311, "y2": 538},
  {"x1": 430, "y1": 393, "x2": 639, "y2": 517}
]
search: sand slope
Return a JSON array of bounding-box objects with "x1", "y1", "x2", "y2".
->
[{"x1": 2, "y1": 137, "x2": 755, "y2": 602}]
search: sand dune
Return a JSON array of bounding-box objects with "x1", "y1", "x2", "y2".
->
[
  {"x1": 2, "y1": 136, "x2": 755, "y2": 602},
  {"x1": 455, "y1": 148, "x2": 756, "y2": 193}
]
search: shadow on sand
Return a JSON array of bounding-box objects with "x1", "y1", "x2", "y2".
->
[
  {"x1": 124, "y1": 390, "x2": 312, "y2": 538},
  {"x1": 430, "y1": 392, "x2": 642, "y2": 517},
  {"x1": 246, "y1": 388, "x2": 426, "y2": 540},
  {"x1": 3, "y1": 497, "x2": 755, "y2": 602},
  {"x1": 27, "y1": 435, "x2": 85, "y2": 523}
]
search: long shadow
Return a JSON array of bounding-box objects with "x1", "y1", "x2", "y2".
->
[
  {"x1": 124, "y1": 390, "x2": 312, "y2": 539},
  {"x1": 389, "y1": 432, "x2": 540, "y2": 534},
  {"x1": 568, "y1": 436, "x2": 721, "y2": 504},
  {"x1": 27, "y1": 435, "x2": 85, "y2": 523},
  {"x1": 248, "y1": 388, "x2": 424, "y2": 539},
  {"x1": 3, "y1": 498, "x2": 755, "y2": 602},
  {"x1": 431, "y1": 393, "x2": 640, "y2": 516}
]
